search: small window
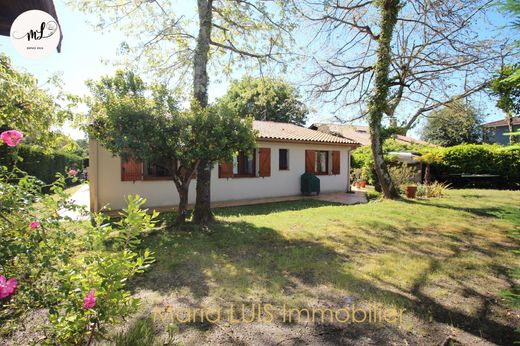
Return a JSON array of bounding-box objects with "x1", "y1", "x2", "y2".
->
[
  {"x1": 143, "y1": 160, "x2": 173, "y2": 180},
  {"x1": 232, "y1": 150, "x2": 256, "y2": 177},
  {"x1": 315, "y1": 151, "x2": 328, "y2": 175},
  {"x1": 279, "y1": 149, "x2": 289, "y2": 170}
]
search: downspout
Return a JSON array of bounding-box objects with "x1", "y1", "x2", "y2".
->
[
  {"x1": 89, "y1": 138, "x2": 99, "y2": 212},
  {"x1": 346, "y1": 148, "x2": 351, "y2": 192}
]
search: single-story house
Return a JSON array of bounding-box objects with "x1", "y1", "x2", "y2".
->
[
  {"x1": 88, "y1": 120, "x2": 360, "y2": 211},
  {"x1": 482, "y1": 117, "x2": 520, "y2": 145},
  {"x1": 309, "y1": 123, "x2": 430, "y2": 146}
]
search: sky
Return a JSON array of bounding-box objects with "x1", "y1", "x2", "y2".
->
[{"x1": 0, "y1": 1, "x2": 516, "y2": 140}]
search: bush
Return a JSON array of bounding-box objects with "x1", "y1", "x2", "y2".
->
[
  {"x1": 416, "y1": 182, "x2": 450, "y2": 198},
  {"x1": 353, "y1": 142, "x2": 520, "y2": 189},
  {"x1": 0, "y1": 144, "x2": 84, "y2": 185},
  {"x1": 431, "y1": 144, "x2": 520, "y2": 188},
  {"x1": 0, "y1": 162, "x2": 157, "y2": 344},
  {"x1": 389, "y1": 163, "x2": 418, "y2": 190},
  {"x1": 351, "y1": 139, "x2": 429, "y2": 186}
]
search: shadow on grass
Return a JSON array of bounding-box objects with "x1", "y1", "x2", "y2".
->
[
  {"x1": 213, "y1": 199, "x2": 342, "y2": 217},
  {"x1": 400, "y1": 198, "x2": 507, "y2": 218},
  {"x1": 135, "y1": 216, "x2": 518, "y2": 345}
]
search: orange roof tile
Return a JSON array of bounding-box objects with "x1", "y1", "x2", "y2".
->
[
  {"x1": 253, "y1": 121, "x2": 359, "y2": 146},
  {"x1": 310, "y1": 123, "x2": 430, "y2": 146}
]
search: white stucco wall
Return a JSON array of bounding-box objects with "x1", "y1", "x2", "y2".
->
[{"x1": 91, "y1": 139, "x2": 353, "y2": 211}]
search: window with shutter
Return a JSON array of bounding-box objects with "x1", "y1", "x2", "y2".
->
[
  {"x1": 121, "y1": 158, "x2": 143, "y2": 181},
  {"x1": 258, "y1": 148, "x2": 271, "y2": 177},
  {"x1": 305, "y1": 150, "x2": 315, "y2": 173},
  {"x1": 218, "y1": 162, "x2": 234, "y2": 178},
  {"x1": 332, "y1": 151, "x2": 340, "y2": 175}
]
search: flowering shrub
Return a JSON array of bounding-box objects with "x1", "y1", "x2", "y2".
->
[{"x1": 0, "y1": 131, "x2": 158, "y2": 344}]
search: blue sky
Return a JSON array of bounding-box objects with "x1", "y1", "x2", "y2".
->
[{"x1": 0, "y1": 1, "x2": 515, "y2": 139}]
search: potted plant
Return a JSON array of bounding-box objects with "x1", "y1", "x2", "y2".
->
[
  {"x1": 359, "y1": 166, "x2": 370, "y2": 188},
  {"x1": 351, "y1": 168, "x2": 362, "y2": 188},
  {"x1": 404, "y1": 184, "x2": 417, "y2": 198}
]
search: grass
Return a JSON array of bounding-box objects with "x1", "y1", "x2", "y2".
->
[{"x1": 116, "y1": 189, "x2": 519, "y2": 345}]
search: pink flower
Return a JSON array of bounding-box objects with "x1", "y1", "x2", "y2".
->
[
  {"x1": 1, "y1": 130, "x2": 23, "y2": 147},
  {"x1": 30, "y1": 221, "x2": 40, "y2": 229},
  {"x1": 83, "y1": 290, "x2": 96, "y2": 309},
  {"x1": 0, "y1": 275, "x2": 17, "y2": 300},
  {"x1": 68, "y1": 169, "x2": 77, "y2": 176}
]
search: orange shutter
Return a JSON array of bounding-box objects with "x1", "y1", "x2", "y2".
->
[
  {"x1": 258, "y1": 148, "x2": 271, "y2": 177},
  {"x1": 121, "y1": 158, "x2": 143, "y2": 181},
  {"x1": 332, "y1": 151, "x2": 340, "y2": 175},
  {"x1": 305, "y1": 150, "x2": 315, "y2": 173},
  {"x1": 218, "y1": 162, "x2": 233, "y2": 178}
]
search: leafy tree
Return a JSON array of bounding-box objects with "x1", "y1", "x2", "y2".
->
[
  {"x1": 421, "y1": 101, "x2": 484, "y2": 147},
  {"x1": 0, "y1": 54, "x2": 74, "y2": 145},
  {"x1": 490, "y1": 64, "x2": 520, "y2": 144},
  {"x1": 364, "y1": 0, "x2": 402, "y2": 199},
  {"x1": 87, "y1": 71, "x2": 255, "y2": 223},
  {"x1": 218, "y1": 76, "x2": 308, "y2": 125},
  {"x1": 69, "y1": 0, "x2": 295, "y2": 224},
  {"x1": 296, "y1": 0, "x2": 509, "y2": 198},
  {"x1": 499, "y1": 0, "x2": 520, "y2": 30}
]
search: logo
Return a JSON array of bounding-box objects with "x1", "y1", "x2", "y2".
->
[{"x1": 10, "y1": 10, "x2": 61, "y2": 59}]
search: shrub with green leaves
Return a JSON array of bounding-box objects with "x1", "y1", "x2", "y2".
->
[
  {"x1": 0, "y1": 149, "x2": 157, "y2": 344},
  {"x1": 0, "y1": 144, "x2": 83, "y2": 185},
  {"x1": 432, "y1": 144, "x2": 520, "y2": 187}
]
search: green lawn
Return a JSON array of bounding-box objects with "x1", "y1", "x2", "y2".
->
[{"x1": 118, "y1": 189, "x2": 519, "y2": 345}]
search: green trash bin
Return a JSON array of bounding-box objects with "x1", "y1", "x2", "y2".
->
[{"x1": 301, "y1": 173, "x2": 320, "y2": 196}]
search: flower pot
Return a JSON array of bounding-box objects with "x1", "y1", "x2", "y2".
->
[
  {"x1": 359, "y1": 180, "x2": 367, "y2": 188},
  {"x1": 405, "y1": 185, "x2": 417, "y2": 198}
]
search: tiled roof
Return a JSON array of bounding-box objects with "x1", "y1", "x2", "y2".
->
[
  {"x1": 253, "y1": 121, "x2": 359, "y2": 146},
  {"x1": 310, "y1": 123, "x2": 430, "y2": 146},
  {"x1": 482, "y1": 117, "x2": 520, "y2": 128}
]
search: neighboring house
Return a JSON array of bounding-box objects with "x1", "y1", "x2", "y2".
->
[
  {"x1": 482, "y1": 117, "x2": 520, "y2": 145},
  {"x1": 88, "y1": 121, "x2": 360, "y2": 211},
  {"x1": 310, "y1": 123, "x2": 429, "y2": 146}
]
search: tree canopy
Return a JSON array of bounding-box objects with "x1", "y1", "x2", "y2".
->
[
  {"x1": 421, "y1": 101, "x2": 484, "y2": 146},
  {"x1": 0, "y1": 54, "x2": 73, "y2": 145},
  {"x1": 87, "y1": 70, "x2": 255, "y2": 223},
  {"x1": 217, "y1": 76, "x2": 309, "y2": 126}
]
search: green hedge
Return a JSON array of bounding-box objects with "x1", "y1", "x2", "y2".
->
[
  {"x1": 432, "y1": 144, "x2": 520, "y2": 185},
  {"x1": 0, "y1": 144, "x2": 84, "y2": 184},
  {"x1": 352, "y1": 142, "x2": 520, "y2": 188}
]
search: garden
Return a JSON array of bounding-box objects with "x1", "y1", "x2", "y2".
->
[{"x1": 1, "y1": 0, "x2": 520, "y2": 345}]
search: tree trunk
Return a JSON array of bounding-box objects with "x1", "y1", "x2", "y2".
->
[
  {"x1": 367, "y1": 0, "x2": 401, "y2": 199},
  {"x1": 193, "y1": 160, "x2": 214, "y2": 224},
  {"x1": 193, "y1": 0, "x2": 215, "y2": 224},
  {"x1": 506, "y1": 112, "x2": 517, "y2": 145},
  {"x1": 176, "y1": 185, "x2": 189, "y2": 224},
  {"x1": 424, "y1": 163, "x2": 431, "y2": 185}
]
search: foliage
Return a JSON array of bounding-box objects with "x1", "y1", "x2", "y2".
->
[
  {"x1": 490, "y1": 64, "x2": 520, "y2": 116},
  {"x1": 498, "y1": 0, "x2": 520, "y2": 30},
  {"x1": 351, "y1": 139, "x2": 430, "y2": 185},
  {"x1": 87, "y1": 71, "x2": 256, "y2": 222},
  {"x1": 217, "y1": 76, "x2": 309, "y2": 125},
  {"x1": 416, "y1": 182, "x2": 450, "y2": 198},
  {"x1": 489, "y1": 64, "x2": 520, "y2": 145},
  {"x1": 421, "y1": 101, "x2": 484, "y2": 146},
  {"x1": 68, "y1": 1, "x2": 295, "y2": 87},
  {"x1": 0, "y1": 148, "x2": 156, "y2": 343},
  {"x1": 431, "y1": 144, "x2": 520, "y2": 187},
  {"x1": 388, "y1": 163, "x2": 417, "y2": 189},
  {"x1": 0, "y1": 54, "x2": 75, "y2": 146},
  {"x1": 0, "y1": 144, "x2": 83, "y2": 185}
]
